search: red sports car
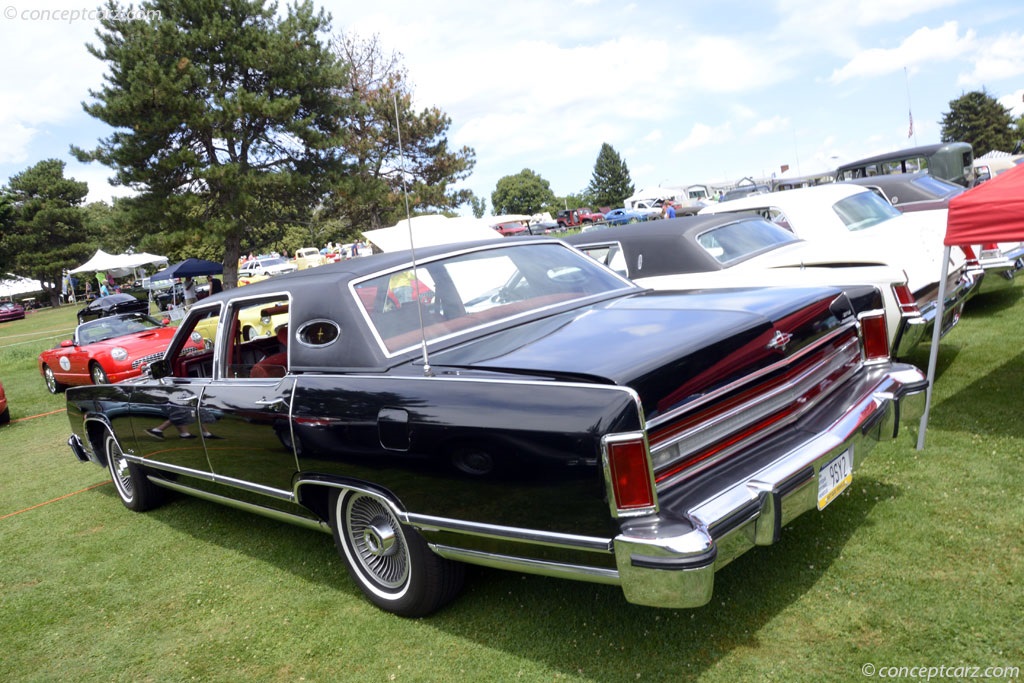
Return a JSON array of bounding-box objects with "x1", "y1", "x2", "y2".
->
[
  {"x1": 0, "y1": 301, "x2": 26, "y2": 322},
  {"x1": 38, "y1": 312, "x2": 203, "y2": 393}
]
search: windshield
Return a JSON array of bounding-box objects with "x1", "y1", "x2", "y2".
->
[
  {"x1": 831, "y1": 191, "x2": 902, "y2": 231},
  {"x1": 696, "y1": 217, "x2": 800, "y2": 264},
  {"x1": 76, "y1": 313, "x2": 164, "y2": 345},
  {"x1": 353, "y1": 243, "x2": 634, "y2": 354}
]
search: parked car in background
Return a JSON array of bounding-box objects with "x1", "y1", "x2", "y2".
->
[
  {"x1": 721, "y1": 179, "x2": 771, "y2": 201},
  {"x1": 564, "y1": 215, "x2": 933, "y2": 358},
  {"x1": 973, "y1": 154, "x2": 1023, "y2": 184},
  {"x1": 39, "y1": 312, "x2": 202, "y2": 393},
  {"x1": 844, "y1": 172, "x2": 964, "y2": 212},
  {"x1": 77, "y1": 293, "x2": 149, "y2": 324},
  {"x1": 834, "y1": 142, "x2": 975, "y2": 188},
  {"x1": 294, "y1": 247, "x2": 326, "y2": 270},
  {"x1": 699, "y1": 183, "x2": 983, "y2": 339},
  {"x1": 492, "y1": 220, "x2": 530, "y2": 236},
  {"x1": 239, "y1": 256, "x2": 298, "y2": 278},
  {"x1": 0, "y1": 300, "x2": 26, "y2": 322},
  {"x1": 65, "y1": 238, "x2": 926, "y2": 617},
  {"x1": 603, "y1": 208, "x2": 649, "y2": 225},
  {"x1": 845, "y1": 173, "x2": 1024, "y2": 290},
  {"x1": 0, "y1": 379, "x2": 8, "y2": 424},
  {"x1": 556, "y1": 207, "x2": 604, "y2": 228}
]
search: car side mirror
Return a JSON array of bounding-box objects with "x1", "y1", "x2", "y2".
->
[
  {"x1": 148, "y1": 359, "x2": 171, "y2": 379},
  {"x1": 61, "y1": 339, "x2": 74, "y2": 348}
]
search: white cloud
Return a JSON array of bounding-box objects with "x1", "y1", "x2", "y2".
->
[
  {"x1": 998, "y1": 89, "x2": 1024, "y2": 117},
  {"x1": 828, "y1": 21, "x2": 976, "y2": 83},
  {"x1": 957, "y1": 32, "x2": 1024, "y2": 86},
  {"x1": 749, "y1": 115, "x2": 791, "y2": 137},
  {"x1": 671, "y1": 123, "x2": 732, "y2": 153}
]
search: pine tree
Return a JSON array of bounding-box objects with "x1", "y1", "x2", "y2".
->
[
  {"x1": 940, "y1": 90, "x2": 1017, "y2": 157},
  {"x1": 72, "y1": 0, "x2": 350, "y2": 287},
  {"x1": 586, "y1": 144, "x2": 634, "y2": 209}
]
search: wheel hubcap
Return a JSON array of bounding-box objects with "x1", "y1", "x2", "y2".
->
[{"x1": 346, "y1": 494, "x2": 408, "y2": 589}]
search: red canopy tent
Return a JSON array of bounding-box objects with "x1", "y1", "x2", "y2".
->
[{"x1": 917, "y1": 162, "x2": 1024, "y2": 448}]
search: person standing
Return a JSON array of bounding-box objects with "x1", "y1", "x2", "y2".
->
[
  {"x1": 662, "y1": 201, "x2": 677, "y2": 219},
  {"x1": 183, "y1": 277, "x2": 197, "y2": 308}
]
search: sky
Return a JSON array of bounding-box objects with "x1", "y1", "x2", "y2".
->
[{"x1": 1, "y1": 0, "x2": 1023, "y2": 212}]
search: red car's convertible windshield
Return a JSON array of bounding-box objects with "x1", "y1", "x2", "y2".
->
[{"x1": 74, "y1": 313, "x2": 164, "y2": 345}]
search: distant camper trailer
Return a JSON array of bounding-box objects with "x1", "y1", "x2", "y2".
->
[{"x1": 834, "y1": 142, "x2": 975, "y2": 188}]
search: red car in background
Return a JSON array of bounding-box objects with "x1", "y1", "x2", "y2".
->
[
  {"x1": 38, "y1": 312, "x2": 203, "y2": 393},
  {"x1": 0, "y1": 301, "x2": 26, "y2": 322},
  {"x1": 0, "y1": 379, "x2": 9, "y2": 424}
]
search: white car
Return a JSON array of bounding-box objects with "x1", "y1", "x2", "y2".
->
[
  {"x1": 563, "y1": 214, "x2": 952, "y2": 359},
  {"x1": 238, "y1": 256, "x2": 298, "y2": 278},
  {"x1": 698, "y1": 184, "x2": 983, "y2": 346}
]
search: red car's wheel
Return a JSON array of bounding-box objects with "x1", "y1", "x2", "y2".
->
[
  {"x1": 89, "y1": 362, "x2": 109, "y2": 385},
  {"x1": 42, "y1": 365, "x2": 66, "y2": 394},
  {"x1": 90, "y1": 362, "x2": 109, "y2": 385}
]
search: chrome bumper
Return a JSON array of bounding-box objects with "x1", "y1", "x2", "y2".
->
[
  {"x1": 977, "y1": 251, "x2": 1024, "y2": 293},
  {"x1": 894, "y1": 267, "x2": 982, "y2": 358},
  {"x1": 613, "y1": 363, "x2": 927, "y2": 609}
]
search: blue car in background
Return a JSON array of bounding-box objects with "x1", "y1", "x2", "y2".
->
[{"x1": 603, "y1": 208, "x2": 648, "y2": 225}]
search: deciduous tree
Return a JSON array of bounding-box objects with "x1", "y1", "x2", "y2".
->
[
  {"x1": 491, "y1": 169, "x2": 556, "y2": 216},
  {"x1": 324, "y1": 33, "x2": 476, "y2": 231}
]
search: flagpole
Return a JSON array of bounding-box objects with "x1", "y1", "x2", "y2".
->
[{"x1": 905, "y1": 67, "x2": 917, "y2": 145}]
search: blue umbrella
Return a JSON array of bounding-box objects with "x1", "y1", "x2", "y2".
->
[{"x1": 149, "y1": 258, "x2": 224, "y2": 282}]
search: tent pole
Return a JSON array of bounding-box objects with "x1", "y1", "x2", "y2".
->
[{"x1": 916, "y1": 246, "x2": 952, "y2": 450}]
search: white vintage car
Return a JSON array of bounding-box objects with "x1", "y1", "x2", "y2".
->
[
  {"x1": 565, "y1": 215, "x2": 939, "y2": 358},
  {"x1": 698, "y1": 183, "x2": 983, "y2": 346}
]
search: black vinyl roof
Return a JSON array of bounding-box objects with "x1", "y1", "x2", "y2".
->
[{"x1": 562, "y1": 215, "x2": 768, "y2": 276}]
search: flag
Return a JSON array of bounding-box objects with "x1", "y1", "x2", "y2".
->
[{"x1": 908, "y1": 110, "x2": 914, "y2": 138}]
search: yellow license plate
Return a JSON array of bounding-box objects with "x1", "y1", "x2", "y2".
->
[{"x1": 817, "y1": 448, "x2": 853, "y2": 510}]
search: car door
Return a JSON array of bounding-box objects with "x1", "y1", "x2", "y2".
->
[
  {"x1": 130, "y1": 305, "x2": 222, "y2": 473},
  {"x1": 198, "y1": 294, "x2": 299, "y2": 500}
]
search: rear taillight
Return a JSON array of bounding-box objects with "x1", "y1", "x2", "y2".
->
[
  {"x1": 603, "y1": 434, "x2": 657, "y2": 517},
  {"x1": 892, "y1": 284, "x2": 919, "y2": 314},
  {"x1": 859, "y1": 311, "x2": 890, "y2": 361}
]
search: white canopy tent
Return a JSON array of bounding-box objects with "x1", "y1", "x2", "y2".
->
[
  {"x1": 0, "y1": 274, "x2": 43, "y2": 297},
  {"x1": 362, "y1": 215, "x2": 501, "y2": 253},
  {"x1": 69, "y1": 249, "x2": 169, "y2": 278}
]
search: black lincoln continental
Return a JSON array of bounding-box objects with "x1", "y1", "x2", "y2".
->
[{"x1": 66, "y1": 238, "x2": 927, "y2": 617}]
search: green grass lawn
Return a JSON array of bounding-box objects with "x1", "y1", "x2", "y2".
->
[{"x1": 1, "y1": 290, "x2": 1021, "y2": 682}]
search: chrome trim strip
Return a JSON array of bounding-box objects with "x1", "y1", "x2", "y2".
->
[
  {"x1": 121, "y1": 454, "x2": 296, "y2": 503},
  {"x1": 645, "y1": 321, "x2": 859, "y2": 431},
  {"x1": 406, "y1": 513, "x2": 614, "y2": 552},
  {"x1": 649, "y1": 333, "x2": 862, "y2": 488},
  {"x1": 429, "y1": 544, "x2": 621, "y2": 586},
  {"x1": 150, "y1": 476, "x2": 329, "y2": 534}
]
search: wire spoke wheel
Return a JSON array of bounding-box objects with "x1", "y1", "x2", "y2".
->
[
  {"x1": 346, "y1": 493, "x2": 409, "y2": 590},
  {"x1": 105, "y1": 432, "x2": 162, "y2": 512},
  {"x1": 331, "y1": 490, "x2": 464, "y2": 617}
]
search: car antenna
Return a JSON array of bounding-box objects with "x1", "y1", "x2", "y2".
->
[{"x1": 394, "y1": 93, "x2": 433, "y2": 377}]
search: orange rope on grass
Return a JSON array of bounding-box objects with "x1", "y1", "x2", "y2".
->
[
  {"x1": 10, "y1": 408, "x2": 67, "y2": 423},
  {"x1": 0, "y1": 480, "x2": 111, "y2": 521}
]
